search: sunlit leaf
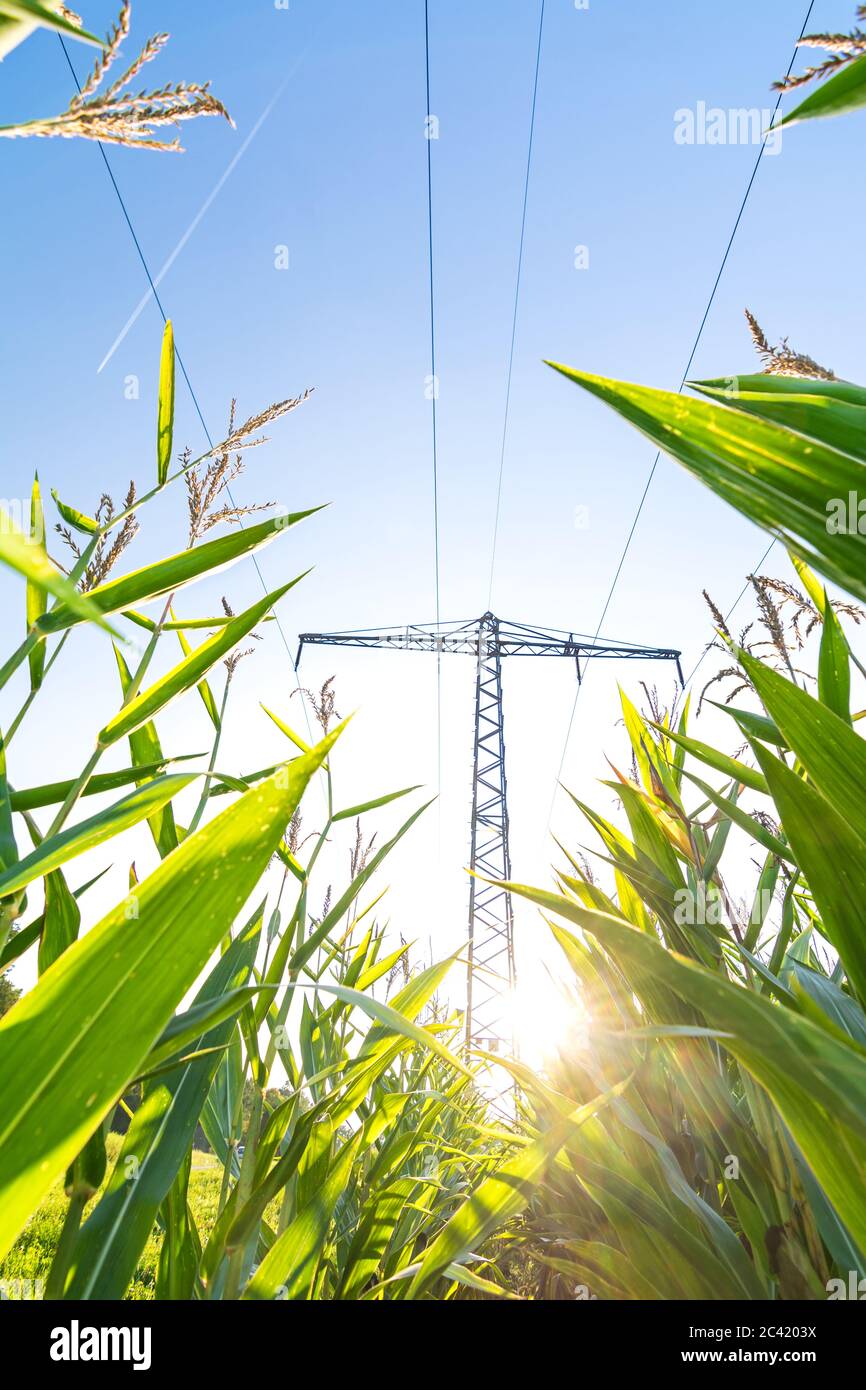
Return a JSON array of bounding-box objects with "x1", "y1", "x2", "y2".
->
[
  {"x1": 0, "y1": 728, "x2": 340, "y2": 1259},
  {"x1": 157, "y1": 320, "x2": 175, "y2": 487},
  {"x1": 26, "y1": 473, "x2": 47, "y2": 691},
  {"x1": 777, "y1": 50, "x2": 866, "y2": 128},
  {"x1": 99, "y1": 577, "x2": 305, "y2": 746},
  {"x1": 38, "y1": 511, "x2": 319, "y2": 636}
]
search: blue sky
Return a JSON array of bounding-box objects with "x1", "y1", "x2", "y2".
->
[{"x1": 1, "y1": 1, "x2": 863, "y2": 1034}]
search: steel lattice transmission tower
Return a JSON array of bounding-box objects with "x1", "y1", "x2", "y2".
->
[{"x1": 297, "y1": 613, "x2": 682, "y2": 1054}]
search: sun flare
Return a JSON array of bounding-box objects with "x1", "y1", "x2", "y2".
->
[{"x1": 508, "y1": 964, "x2": 589, "y2": 1070}]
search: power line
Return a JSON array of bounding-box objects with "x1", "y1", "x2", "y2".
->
[
  {"x1": 546, "y1": 0, "x2": 816, "y2": 826},
  {"x1": 57, "y1": 36, "x2": 317, "y2": 749},
  {"x1": 424, "y1": 0, "x2": 443, "y2": 801},
  {"x1": 487, "y1": 0, "x2": 546, "y2": 609}
]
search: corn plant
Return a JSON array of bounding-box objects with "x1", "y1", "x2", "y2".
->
[
  {"x1": 488, "y1": 59, "x2": 866, "y2": 1295},
  {"x1": 485, "y1": 206, "x2": 866, "y2": 1293},
  {"x1": 0, "y1": 322, "x2": 539, "y2": 1300}
]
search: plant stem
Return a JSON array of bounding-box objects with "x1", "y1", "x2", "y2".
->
[
  {"x1": 46, "y1": 746, "x2": 104, "y2": 838},
  {"x1": 186, "y1": 676, "x2": 230, "y2": 836},
  {"x1": 5, "y1": 632, "x2": 70, "y2": 746},
  {"x1": 223, "y1": 1085, "x2": 264, "y2": 1299},
  {"x1": 0, "y1": 632, "x2": 37, "y2": 693},
  {"x1": 0, "y1": 535, "x2": 101, "y2": 694},
  {"x1": 43, "y1": 1191, "x2": 87, "y2": 1299},
  {"x1": 122, "y1": 592, "x2": 175, "y2": 707},
  {"x1": 216, "y1": 1052, "x2": 252, "y2": 1221}
]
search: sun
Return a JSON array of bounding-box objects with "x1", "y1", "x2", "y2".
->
[{"x1": 507, "y1": 961, "x2": 589, "y2": 1070}]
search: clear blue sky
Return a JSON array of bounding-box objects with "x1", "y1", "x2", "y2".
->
[{"x1": 2, "y1": 1, "x2": 863, "y2": 1028}]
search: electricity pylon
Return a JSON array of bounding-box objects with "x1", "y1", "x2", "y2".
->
[{"x1": 297, "y1": 614, "x2": 682, "y2": 1053}]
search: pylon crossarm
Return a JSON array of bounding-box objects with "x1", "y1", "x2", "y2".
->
[{"x1": 298, "y1": 614, "x2": 681, "y2": 668}]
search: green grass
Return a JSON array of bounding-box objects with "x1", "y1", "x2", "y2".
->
[{"x1": 0, "y1": 1138, "x2": 282, "y2": 1300}]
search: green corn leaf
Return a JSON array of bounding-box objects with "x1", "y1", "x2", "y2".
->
[
  {"x1": 788, "y1": 550, "x2": 828, "y2": 612},
  {"x1": 649, "y1": 721, "x2": 769, "y2": 795},
  {"x1": 566, "y1": 797, "x2": 688, "y2": 944},
  {"x1": 0, "y1": 0, "x2": 103, "y2": 46},
  {"x1": 64, "y1": 910, "x2": 266, "y2": 1299},
  {"x1": 511, "y1": 887, "x2": 866, "y2": 1256},
  {"x1": 693, "y1": 375, "x2": 866, "y2": 410},
  {"x1": 38, "y1": 865, "x2": 81, "y2": 975},
  {"x1": 352, "y1": 954, "x2": 458, "y2": 1066},
  {"x1": 409, "y1": 1089, "x2": 623, "y2": 1298},
  {"x1": 793, "y1": 1152, "x2": 866, "y2": 1283},
  {"x1": 748, "y1": 737, "x2": 866, "y2": 1008},
  {"x1": 172, "y1": 607, "x2": 221, "y2": 732},
  {"x1": 620, "y1": 686, "x2": 680, "y2": 803},
  {"x1": 333, "y1": 784, "x2": 421, "y2": 822},
  {"x1": 337, "y1": 1176, "x2": 419, "y2": 1299},
  {"x1": 548, "y1": 364, "x2": 866, "y2": 605},
  {"x1": 777, "y1": 50, "x2": 866, "y2": 128},
  {"x1": 243, "y1": 1131, "x2": 361, "y2": 1300},
  {"x1": 0, "y1": 912, "x2": 28, "y2": 966},
  {"x1": 227, "y1": 956, "x2": 458, "y2": 1259},
  {"x1": 37, "y1": 511, "x2": 319, "y2": 635},
  {"x1": 0, "y1": 732, "x2": 18, "y2": 878},
  {"x1": 26, "y1": 473, "x2": 47, "y2": 691},
  {"x1": 0, "y1": 868, "x2": 108, "y2": 972},
  {"x1": 767, "y1": 876, "x2": 800, "y2": 981},
  {"x1": 99, "y1": 577, "x2": 305, "y2": 746},
  {"x1": 700, "y1": 778, "x2": 738, "y2": 882},
  {"x1": 113, "y1": 645, "x2": 180, "y2": 859},
  {"x1": 299, "y1": 993, "x2": 325, "y2": 1094},
  {"x1": 50, "y1": 489, "x2": 99, "y2": 535},
  {"x1": 608, "y1": 779, "x2": 684, "y2": 887},
  {"x1": 680, "y1": 769, "x2": 794, "y2": 864},
  {"x1": 737, "y1": 649, "x2": 866, "y2": 845},
  {"x1": 788, "y1": 962, "x2": 866, "y2": 1048},
  {"x1": 155, "y1": 1151, "x2": 199, "y2": 1301},
  {"x1": 261, "y1": 703, "x2": 312, "y2": 754},
  {"x1": 8, "y1": 758, "x2": 197, "y2": 813},
  {"x1": 208, "y1": 763, "x2": 282, "y2": 799},
  {"x1": 1, "y1": 507, "x2": 115, "y2": 633},
  {"x1": 219, "y1": 1108, "x2": 323, "y2": 1259},
  {"x1": 0, "y1": 774, "x2": 195, "y2": 901},
  {"x1": 64, "y1": 1125, "x2": 108, "y2": 1208},
  {"x1": 354, "y1": 938, "x2": 409, "y2": 992},
  {"x1": 283, "y1": 799, "x2": 432, "y2": 982},
  {"x1": 745, "y1": 852, "x2": 781, "y2": 952},
  {"x1": 577, "y1": 1067, "x2": 767, "y2": 1300},
  {"x1": 735, "y1": 945, "x2": 798, "y2": 1006},
  {"x1": 125, "y1": 610, "x2": 275, "y2": 632},
  {"x1": 817, "y1": 591, "x2": 851, "y2": 723},
  {"x1": 296, "y1": 1115, "x2": 335, "y2": 1211},
  {"x1": 0, "y1": 732, "x2": 20, "y2": 952},
  {"x1": 143, "y1": 985, "x2": 271, "y2": 1076},
  {"x1": 711, "y1": 701, "x2": 786, "y2": 748},
  {"x1": 373, "y1": 1257, "x2": 520, "y2": 1299},
  {"x1": 200, "y1": 1034, "x2": 244, "y2": 1169},
  {"x1": 157, "y1": 320, "x2": 175, "y2": 487},
  {"x1": 0, "y1": 728, "x2": 340, "y2": 1261},
  {"x1": 136, "y1": 1043, "x2": 232, "y2": 1085},
  {"x1": 286, "y1": 979, "x2": 472, "y2": 1079},
  {"x1": 670, "y1": 692, "x2": 690, "y2": 788},
  {"x1": 690, "y1": 380, "x2": 866, "y2": 465}
]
